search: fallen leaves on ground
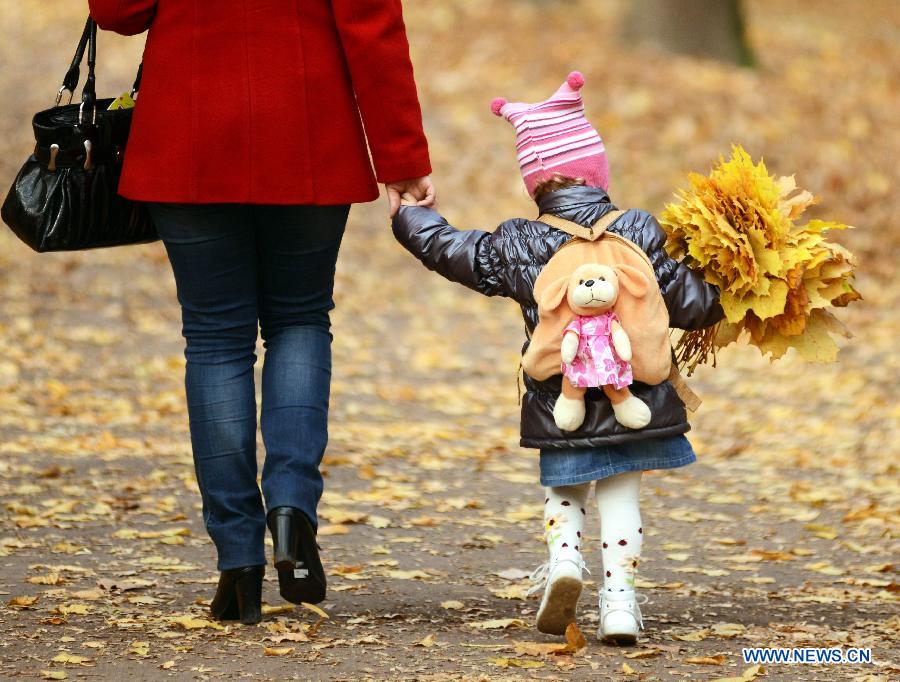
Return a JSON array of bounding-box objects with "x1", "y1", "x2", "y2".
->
[{"x1": 50, "y1": 653, "x2": 92, "y2": 666}]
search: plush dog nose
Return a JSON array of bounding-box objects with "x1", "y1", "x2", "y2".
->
[{"x1": 584, "y1": 279, "x2": 595, "y2": 287}]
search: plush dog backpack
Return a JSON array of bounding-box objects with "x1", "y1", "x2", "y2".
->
[{"x1": 522, "y1": 210, "x2": 681, "y2": 427}]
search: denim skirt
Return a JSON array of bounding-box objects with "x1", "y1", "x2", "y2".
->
[{"x1": 539, "y1": 435, "x2": 696, "y2": 487}]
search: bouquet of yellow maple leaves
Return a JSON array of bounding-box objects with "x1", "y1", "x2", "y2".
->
[{"x1": 659, "y1": 146, "x2": 861, "y2": 374}]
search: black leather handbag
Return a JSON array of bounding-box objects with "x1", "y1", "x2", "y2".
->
[{"x1": 1, "y1": 17, "x2": 157, "y2": 252}]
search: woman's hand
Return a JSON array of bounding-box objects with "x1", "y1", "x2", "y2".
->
[{"x1": 386, "y1": 176, "x2": 436, "y2": 217}]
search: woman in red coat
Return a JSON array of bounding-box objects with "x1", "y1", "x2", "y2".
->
[{"x1": 89, "y1": 0, "x2": 434, "y2": 624}]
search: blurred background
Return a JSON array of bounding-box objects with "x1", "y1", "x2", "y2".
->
[{"x1": 0, "y1": 1, "x2": 896, "y2": 678}]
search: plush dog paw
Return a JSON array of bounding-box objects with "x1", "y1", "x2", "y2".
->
[
  {"x1": 554, "y1": 395, "x2": 586, "y2": 431},
  {"x1": 612, "y1": 396, "x2": 651, "y2": 429}
]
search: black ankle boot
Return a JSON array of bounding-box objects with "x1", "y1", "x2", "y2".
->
[
  {"x1": 267, "y1": 507, "x2": 326, "y2": 604},
  {"x1": 210, "y1": 565, "x2": 265, "y2": 625}
]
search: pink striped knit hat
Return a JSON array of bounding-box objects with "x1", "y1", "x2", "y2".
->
[{"x1": 491, "y1": 72, "x2": 609, "y2": 198}]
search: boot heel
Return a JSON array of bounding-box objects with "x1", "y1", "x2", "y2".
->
[
  {"x1": 267, "y1": 506, "x2": 326, "y2": 604},
  {"x1": 210, "y1": 565, "x2": 264, "y2": 625},
  {"x1": 233, "y1": 566, "x2": 264, "y2": 625},
  {"x1": 271, "y1": 512, "x2": 298, "y2": 570}
]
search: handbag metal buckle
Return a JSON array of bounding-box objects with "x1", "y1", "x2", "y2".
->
[
  {"x1": 48, "y1": 144, "x2": 60, "y2": 172},
  {"x1": 55, "y1": 86, "x2": 74, "y2": 106},
  {"x1": 78, "y1": 101, "x2": 98, "y2": 126},
  {"x1": 83, "y1": 140, "x2": 94, "y2": 171}
]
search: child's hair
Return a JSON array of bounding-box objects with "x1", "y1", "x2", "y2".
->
[{"x1": 532, "y1": 174, "x2": 586, "y2": 201}]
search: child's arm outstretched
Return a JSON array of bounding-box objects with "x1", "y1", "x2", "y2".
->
[{"x1": 392, "y1": 205, "x2": 508, "y2": 297}]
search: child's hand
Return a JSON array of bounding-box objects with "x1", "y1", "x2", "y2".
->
[{"x1": 385, "y1": 175, "x2": 437, "y2": 217}]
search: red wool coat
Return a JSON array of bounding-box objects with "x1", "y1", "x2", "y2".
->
[{"x1": 88, "y1": 0, "x2": 431, "y2": 205}]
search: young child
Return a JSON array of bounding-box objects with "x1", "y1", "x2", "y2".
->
[{"x1": 392, "y1": 72, "x2": 722, "y2": 645}]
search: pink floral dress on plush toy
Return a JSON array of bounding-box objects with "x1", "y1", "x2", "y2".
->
[{"x1": 562, "y1": 311, "x2": 633, "y2": 390}]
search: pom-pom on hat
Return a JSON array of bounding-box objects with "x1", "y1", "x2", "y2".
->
[{"x1": 491, "y1": 71, "x2": 609, "y2": 197}]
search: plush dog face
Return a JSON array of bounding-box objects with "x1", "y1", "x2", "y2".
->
[
  {"x1": 537, "y1": 262, "x2": 650, "y2": 316},
  {"x1": 567, "y1": 264, "x2": 619, "y2": 314}
]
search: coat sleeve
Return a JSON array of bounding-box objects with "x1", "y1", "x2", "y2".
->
[
  {"x1": 330, "y1": 0, "x2": 431, "y2": 184},
  {"x1": 89, "y1": 0, "x2": 156, "y2": 35},
  {"x1": 641, "y1": 214, "x2": 724, "y2": 331},
  {"x1": 392, "y1": 206, "x2": 507, "y2": 297}
]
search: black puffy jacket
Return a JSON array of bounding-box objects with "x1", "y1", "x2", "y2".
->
[{"x1": 392, "y1": 185, "x2": 723, "y2": 450}]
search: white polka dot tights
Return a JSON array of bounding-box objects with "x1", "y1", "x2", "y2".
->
[{"x1": 543, "y1": 471, "x2": 643, "y2": 592}]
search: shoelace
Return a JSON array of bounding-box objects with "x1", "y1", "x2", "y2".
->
[
  {"x1": 526, "y1": 563, "x2": 550, "y2": 596},
  {"x1": 602, "y1": 592, "x2": 649, "y2": 629},
  {"x1": 526, "y1": 556, "x2": 590, "y2": 597}
]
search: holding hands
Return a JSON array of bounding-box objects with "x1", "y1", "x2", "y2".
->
[{"x1": 386, "y1": 176, "x2": 436, "y2": 217}]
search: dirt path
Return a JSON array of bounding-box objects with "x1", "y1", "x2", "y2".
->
[{"x1": 1, "y1": 199, "x2": 896, "y2": 681}]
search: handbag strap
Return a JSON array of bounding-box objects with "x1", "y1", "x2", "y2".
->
[
  {"x1": 58, "y1": 17, "x2": 92, "y2": 102},
  {"x1": 82, "y1": 20, "x2": 98, "y2": 110},
  {"x1": 55, "y1": 17, "x2": 144, "y2": 112}
]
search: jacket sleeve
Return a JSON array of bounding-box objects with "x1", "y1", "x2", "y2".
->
[
  {"x1": 642, "y1": 214, "x2": 724, "y2": 331},
  {"x1": 392, "y1": 206, "x2": 507, "y2": 297},
  {"x1": 89, "y1": 0, "x2": 156, "y2": 35},
  {"x1": 331, "y1": 0, "x2": 431, "y2": 184}
]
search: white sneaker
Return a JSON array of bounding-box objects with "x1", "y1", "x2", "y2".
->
[
  {"x1": 528, "y1": 548, "x2": 588, "y2": 635},
  {"x1": 598, "y1": 590, "x2": 647, "y2": 645}
]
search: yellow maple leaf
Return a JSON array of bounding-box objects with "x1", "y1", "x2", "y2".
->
[
  {"x1": 166, "y1": 615, "x2": 224, "y2": 630},
  {"x1": 50, "y1": 653, "x2": 92, "y2": 665},
  {"x1": 263, "y1": 647, "x2": 294, "y2": 656},
  {"x1": 466, "y1": 618, "x2": 528, "y2": 630},
  {"x1": 128, "y1": 641, "x2": 150, "y2": 657},
  {"x1": 489, "y1": 658, "x2": 544, "y2": 669},
  {"x1": 557, "y1": 622, "x2": 587, "y2": 655}
]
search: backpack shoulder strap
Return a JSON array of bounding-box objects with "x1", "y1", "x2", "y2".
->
[{"x1": 536, "y1": 209, "x2": 626, "y2": 242}]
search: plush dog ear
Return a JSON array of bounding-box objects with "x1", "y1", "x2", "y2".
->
[
  {"x1": 538, "y1": 276, "x2": 570, "y2": 311},
  {"x1": 613, "y1": 264, "x2": 650, "y2": 298}
]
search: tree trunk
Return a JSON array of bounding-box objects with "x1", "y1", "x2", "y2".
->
[{"x1": 624, "y1": 0, "x2": 755, "y2": 66}]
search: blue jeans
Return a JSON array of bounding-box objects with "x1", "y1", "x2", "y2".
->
[{"x1": 147, "y1": 203, "x2": 349, "y2": 570}]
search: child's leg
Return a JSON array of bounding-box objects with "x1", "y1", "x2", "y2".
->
[
  {"x1": 595, "y1": 471, "x2": 643, "y2": 592},
  {"x1": 532, "y1": 482, "x2": 591, "y2": 635},
  {"x1": 543, "y1": 483, "x2": 591, "y2": 556},
  {"x1": 595, "y1": 471, "x2": 644, "y2": 644}
]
